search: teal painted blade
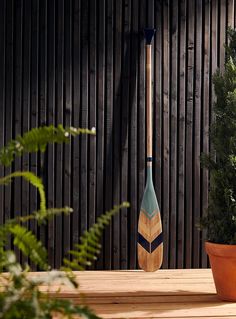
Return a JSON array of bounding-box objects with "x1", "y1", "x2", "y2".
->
[{"x1": 141, "y1": 167, "x2": 160, "y2": 218}]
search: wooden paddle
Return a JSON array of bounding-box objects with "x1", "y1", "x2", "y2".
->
[{"x1": 137, "y1": 28, "x2": 163, "y2": 272}]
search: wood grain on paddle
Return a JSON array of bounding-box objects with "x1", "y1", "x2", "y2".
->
[{"x1": 138, "y1": 29, "x2": 163, "y2": 272}]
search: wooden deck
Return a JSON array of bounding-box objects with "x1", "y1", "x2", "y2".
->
[{"x1": 50, "y1": 269, "x2": 236, "y2": 318}]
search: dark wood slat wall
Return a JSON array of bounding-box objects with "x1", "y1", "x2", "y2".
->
[
  {"x1": 13, "y1": 0, "x2": 23, "y2": 263},
  {"x1": 47, "y1": 0, "x2": 56, "y2": 267},
  {"x1": 55, "y1": 0, "x2": 64, "y2": 268},
  {"x1": 170, "y1": 0, "x2": 178, "y2": 269},
  {"x1": 113, "y1": 0, "x2": 122, "y2": 269},
  {"x1": 0, "y1": 0, "x2": 234, "y2": 269},
  {"x1": 29, "y1": 0, "x2": 38, "y2": 270},
  {"x1": 0, "y1": 0, "x2": 5, "y2": 228},
  {"x1": 177, "y1": 0, "x2": 186, "y2": 269},
  {"x1": 194, "y1": 0, "x2": 202, "y2": 268}
]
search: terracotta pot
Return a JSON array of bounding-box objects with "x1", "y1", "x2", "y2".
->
[{"x1": 205, "y1": 241, "x2": 236, "y2": 301}]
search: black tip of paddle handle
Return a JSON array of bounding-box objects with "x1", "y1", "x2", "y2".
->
[{"x1": 144, "y1": 28, "x2": 156, "y2": 44}]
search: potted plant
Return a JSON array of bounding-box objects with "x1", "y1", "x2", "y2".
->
[{"x1": 201, "y1": 28, "x2": 236, "y2": 301}]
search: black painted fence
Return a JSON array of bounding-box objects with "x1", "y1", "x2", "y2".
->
[{"x1": 0, "y1": 0, "x2": 235, "y2": 269}]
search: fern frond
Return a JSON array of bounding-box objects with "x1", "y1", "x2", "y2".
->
[
  {"x1": 8, "y1": 224, "x2": 48, "y2": 270},
  {"x1": 63, "y1": 202, "x2": 130, "y2": 270},
  {"x1": 0, "y1": 207, "x2": 73, "y2": 268},
  {"x1": 15, "y1": 206, "x2": 73, "y2": 225},
  {"x1": 0, "y1": 171, "x2": 46, "y2": 214},
  {"x1": 0, "y1": 125, "x2": 95, "y2": 167}
]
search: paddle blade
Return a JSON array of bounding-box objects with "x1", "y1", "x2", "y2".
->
[{"x1": 138, "y1": 185, "x2": 163, "y2": 272}]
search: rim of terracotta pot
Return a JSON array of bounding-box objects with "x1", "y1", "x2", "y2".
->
[{"x1": 205, "y1": 241, "x2": 236, "y2": 258}]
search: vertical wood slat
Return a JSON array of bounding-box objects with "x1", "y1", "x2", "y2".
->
[
  {"x1": 0, "y1": 0, "x2": 234, "y2": 270},
  {"x1": 63, "y1": 0, "x2": 72, "y2": 259},
  {"x1": 39, "y1": 0, "x2": 47, "y2": 256},
  {"x1": 4, "y1": 0, "x2": 14, "y2": 253},
  {"x1": 193, "y1": 0, "x2": 202, "y2": 268},
  {"x1": 4, "y1": 0, "x2": 14, "y2": 228},
  {"x1": 129, "y1": 0, "x2": 138, "y2": 269},
  {"x1": 228, "y1": 0, "x2": 234, "y2": 29},
  {"x1": 80, "y1": 0, "x2": 88, "y2": 238},
  {"x1": 55, "y1": 0, "x2": 64, "y2": 268},
  {"x1": 0, "y1": 0, "x2": 6, "y2": 226},
  {"x1": 234, "y1": 0, "x2": 236, "y2": 29},
  {"x1": 96, "y1": 0, "x2": 105, "y2": 270},
  {"x1": 104, "y1": 0, "x2": 113, "y2": 270},
  {"x1": 112, "y1": 0, "x2": 122, "y2": 270},
  {"x1": 137, "y1": 0, "x2": 146, "y2": 269},
  {"x1": 169, "y1": 0, "x2": 178, "y2": 269},
  {"x1": 13, "y1": 0, "x2": 23, "y2": 263},
  {"x1": 203, "y1": 0, "x2": 218, "y2": 268},
  {"x1": 154, "y1": 0, "x2": 162, "y2": 252},
  {"x1": 22, "y1": 0, "x2": 32, "y2": 266},
  {"x1": 185, "y1": 0, "x2": 194, "y2": 268},
  {"x1": 120, "y1": 0, "x2": 131, "y2": 270},
  {"x1": 72, "y1": 0, "x2": 80, "y2": 252},
  {"x1": 220, "y1": 0, "x2": 226, "y2": 70},
  {"x1": 88, "y1": 0, "x2": 96, "y2": 227},
  {"x1": 177, "y1": 0, "x2": 186, "y2": 269},
  {"x1": 162, "y1": 0, "x2": 170, "y2": 269},
  {"x1": 202, "y1": 0, "x2": 211, "y2": 270},
  {"x1": 47, "y1": 0, "x2": 56, "y2": 267},
  {"x1": 88, "y1": 0, "x2": 96, "y2": 261},
  {"x1": 29, "y1": 0, "x2": 38, "y2": 270}
]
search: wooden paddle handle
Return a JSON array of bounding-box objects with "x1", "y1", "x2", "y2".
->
[{"x1": 146, "y1": 45, "x2": 152, "y2": 159}]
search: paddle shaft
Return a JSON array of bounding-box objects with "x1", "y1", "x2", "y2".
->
[{"x1": 146, "y1": 45, "x2": 152, "y2": 162}]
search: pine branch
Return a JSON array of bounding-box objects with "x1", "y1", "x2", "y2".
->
[{"x1": 200, "y1": 28, "x2": 236, "y2": 244}]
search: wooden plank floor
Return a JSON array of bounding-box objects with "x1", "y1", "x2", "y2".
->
[{"x1": 47, "y1": 269, "x2": 236, "y2": 318}]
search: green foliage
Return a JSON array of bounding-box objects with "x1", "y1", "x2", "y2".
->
[
  {"x1": 0, "y1": 124, "x2": 127, "y2": 318},
  {"x1": 0, "y1": 252, "x2": 99, "y2": 319},
  {"x1": 8, "y1": 225, "x2": 48, "y2": 270},
  {"x1": 0, "y1": 125, "x2": 95, "y2": 167},
  {"x1": 64, "y1": 202, "x2": 130, "y2": 270},
  {"x1": 15, "y1": 206, "x2": 73, "y2": 225},
  {"x1": 0, "y1": 172, "x2": 46, "y2": 214},
  {"x1": 0, "y1": 201, "x2": 128, "y2": 318},
  {"x1": 201, "y1": 28, "x2": 236, "y2": 244}
]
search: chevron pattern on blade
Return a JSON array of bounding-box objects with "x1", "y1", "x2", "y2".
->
[
  {"x1": 151, "y1": 232, "x2": 163, "y2": 253},
  {"x1": 137, "y1": 233, "x2": 150, "y2": 252},
  {"x1": 137, "y1": 232, "x2": 163, "y2": 253},
  {"x1": 138, "y1": 204, "x2": 163, "y2": 271},
  {"x1": 140, "y1": 208, "x2": 159, "y2": 219},
  {"x1": 138, "y1": 211, "x2": 162, "y2": 243}
]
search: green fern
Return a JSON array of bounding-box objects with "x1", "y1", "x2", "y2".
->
[
  {"x1": 63, "y1": 202, "x2": 130, "y2": 270},
  {"x1": 17, "y1": 206, "x2": 73, "y2": 224},
  {"x1": 0, "y1": 207, "x2": 73, "y2": 270},
  {"x1": 0, "y1": 171, "x2": 46, "y2": 214},
  {"x1": 8, "y1": 224, "x2": 48, "y2": 270},
  {"x1": 0, "y1": 125, "x2": 95, "y2": 167},
  {"x1": 0, "y1": 124, "x2": 130, "y2": 318}
]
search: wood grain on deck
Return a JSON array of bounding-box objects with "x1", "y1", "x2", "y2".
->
[{"x1": 47, "y1": 269, "x2": 236, "y2": 318}]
